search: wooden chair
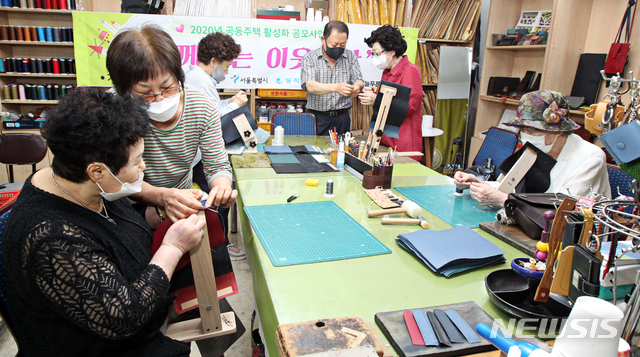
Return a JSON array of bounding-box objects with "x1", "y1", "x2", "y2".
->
[
  {"x1": 271, "y1": 113, "x2": 316, "y2": 135},
  {"x1": 473, "y1": 127, "x2": 518, "y2": 168},
  {"x1": 164, "y1": 210, "x2": 237, "y2": 342},
  {"x1": 0, "y1": 134, "x2": 47, "y2": 183}
]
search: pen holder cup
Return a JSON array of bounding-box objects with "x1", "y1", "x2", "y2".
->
[{"x1": 362, "y1": 166, "x2": 393, "y2": 189}]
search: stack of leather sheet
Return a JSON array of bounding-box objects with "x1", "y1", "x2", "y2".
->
[{"x1": 396, "y1": 226, "x2": 505, "y2": 277}]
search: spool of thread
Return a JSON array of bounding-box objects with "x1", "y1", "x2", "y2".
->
[
  {"x1": 52, "y1": 84, "x2": 59, "y2": 100},
  {"x1": 45, "y1": 27, "x2": 53, "y2": 42},
  {"x1": 3, "y1": 85, "x2": 10, "y2": 100},
  {"x1": 69, "y1": 58, "x2": 75, "y2": 73},
  {"x1": 273, "y1": 125, "x2": 284, "y2": 146},
  {"x1": 36, "y1": 58, "x2": 44, "y2": 73},
  {"x1": 38, "y1": 85, "x2": 45, "y2": 100},
  {"x1": 1, "y1": 0, "x2": 9, "y2": 6},
  {"x1": 15, "y1": 26, "x2": 23, "y2": 41},
  {"x1": 14, "y1": 57, "x2": 22, "y2": 72},
  {"x1": 44, "y1": 58, "x2": 52, "y2": 74},
  {"x1": 37, "y1": 27, "x2": 45, "y2": 41},
  {"x1": 554, "y1": 296, "x2": 624, "y2": 356},
  {"x1": 29, "y1": 58, "x2": 35, "y2": 72},
  {"x1": 52, "y1": 27, "x2": 60, "y2": 42},
  {"x1": 30, "y1": 26, "x2": 37, "y2": 42},
  {"x1": 21, "y1": 58, "x2": 29, "y2": 73},
  {"x1": 306, "y1": 7, "x2": 314, "y2": 21},
  {"x1": 8, "y1": 26, "x2": 16, "y2": 41},
  {"x1": 0, "y1": 26, "x2": 8, "y2": 41},
  {"x1": 68, "y1": 28, "x2": 73, "y2": 42},
  {"x1": 324, "y1": 179, "x2": 335, "y2": 198},
  {"x1": 10, "y1": 84, "x2": 18, "y2": 100},
  {"x1": 52, "y1": 58, "x2": 59, "y2": 74},
  {"x1": 5, "y1": 58, "x2": 13, "y2": 73},
  {"x1": 17, "y1": 84, "x2": 25, "y2": 100},
  {"x1": 19, "y1": 0, "x2": 25, "y2": 8},
  {"x1": 0, "y1": 59, "x2": 4, "y2": 73},
  {"x1": 45, "y1": 84, "x2": 52, "y2": 100},
  {"x1": 34, "y1": 0, "x2": 41, "y2": 7},
  {"x1": 27, "y1": 0, "x2": 33, "y2": 8},
  {"x1": 23, "y1": 26, "x2": 31, "y2": 41},
  {"x1": 59, "y1": 58, "x2": 67, "y2": 74},
  {"x1": 60, "y1": 27, "x2": 68, "y2": 42},
  {"x1": 315, "y1": 10, "x2": 322, "y2": 22}
]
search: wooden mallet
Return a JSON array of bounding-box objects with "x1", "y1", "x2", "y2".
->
[
  {"x1": 381, "y1": 215, "x2": 429, "y2": 229},
  {"x1": 367, "y1": 201, "x2": 422, "y2": 218}
]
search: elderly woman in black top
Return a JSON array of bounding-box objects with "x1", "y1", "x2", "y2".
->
[{"x1": 3, "y1": 89, "x2": 205, "y2": 356}]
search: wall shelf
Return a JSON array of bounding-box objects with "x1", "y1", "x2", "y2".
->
[
  {"x1": 0, "y1": 40, "x2": 72, "y2": 46},
  {"x1": 0, "y1": 7, "x2": 73, "y2": 14},
  {"x1": 3, "y1": 99, "x2": 58, "y2": 104},
  {"x1": 0, "y1": 73, "x2": 75, "y2": 77},
  {"x1": 487, "y1": 45, "x2": 547, "y2": 51}
]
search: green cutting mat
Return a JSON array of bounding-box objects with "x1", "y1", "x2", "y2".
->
[
  {"x1": 244, "y1": 201, "x2": 391, "y2": 266},
  {"x1": 394, "y1": 185, "x2": 498, "y2": 228}
]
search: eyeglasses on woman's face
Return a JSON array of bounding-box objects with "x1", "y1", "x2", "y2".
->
[{"x1": 137, "y1": 85, "x2": 181, "y2": 103}]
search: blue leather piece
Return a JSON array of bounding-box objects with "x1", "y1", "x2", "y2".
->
[
  {"x1": 445, "y1": 309, "x2": 481, "y2": 343},
  {"x1": 600, "y1": 122, "x2": 640, "y2": 164},
  {"x1": 413, "y1": 310, "x2": 438, "y2": 346}
]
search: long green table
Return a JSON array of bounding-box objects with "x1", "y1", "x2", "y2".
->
[{"x1": 232, "y1": 137, "x2": 526, "y2": 357}]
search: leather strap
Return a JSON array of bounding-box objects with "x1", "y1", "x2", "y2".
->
[
  {"x1": 434, "y1": 309, "x2": 464, "y2": 343},
  {"x1": 413, "y1": 310, "x2": 438, "y2": 346},
  {"x1": 578, "y1": 277, "x2": 601, "y2": 296},
  {"x1": 445, "y1": 309, "x2": 481, "y2": 343},
  {"x1": 403, "y1": 310, "x2": 425, "y2": 345},
  {"x1": 427, "y1": 311, "x2": 451, "y2": 347}
]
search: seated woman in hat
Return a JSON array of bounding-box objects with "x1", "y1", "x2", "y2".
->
[{"x1": 454, "y1": 89, "x2": 611, "y2": 207}]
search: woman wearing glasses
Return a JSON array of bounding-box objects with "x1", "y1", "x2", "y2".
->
[
  {"x1": 106, "y1": 25, "x2": 236, "y2": 227},
  {"x1": 358, "y1": 25, "x2": 423, "y2": 161},
  {"x1": 106, "y1": 26, "x2": 244, "y2": 357}
]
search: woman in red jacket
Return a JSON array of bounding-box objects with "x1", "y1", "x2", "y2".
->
[{"x1": 359, "y1": 25, "x2": 423, "y2": 160}]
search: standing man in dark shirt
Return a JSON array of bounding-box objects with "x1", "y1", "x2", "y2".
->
[{"x1": 301, "y1": 20, "x2": 364, "y2": 136}]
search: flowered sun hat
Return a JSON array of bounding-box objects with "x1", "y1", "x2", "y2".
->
[{"x1": 505, "y1": 89, "x2": 580, "y2": 132}]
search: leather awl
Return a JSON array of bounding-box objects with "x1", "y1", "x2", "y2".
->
[{"x1": 381, "y1": 215, "x2": 429, "y2": 229}]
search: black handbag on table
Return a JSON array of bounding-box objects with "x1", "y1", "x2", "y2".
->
[{"x1": 504, "y1": 193, "x2": 570, "y2": 240}]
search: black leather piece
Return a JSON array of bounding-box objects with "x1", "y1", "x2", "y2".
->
[
  {"x1": 434, "y1": 309, "x2": 463, "y2": 343},
  {"x1": 570, "y1": 54, "x2": 607, "y2": 105},
  {"x1": 220, "y1": 105, "x2": 259, "y2": 144},
  {"x1": 569, "y1": 245, "x2": 601, "y2": 302},
  {"x1": 427, "y1": 311, "x2": 451, "y2": 347}
]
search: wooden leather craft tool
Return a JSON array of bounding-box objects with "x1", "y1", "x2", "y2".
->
[
  {"x1": 381, "y1": 215, "x2": 429, "y2": 229},
  {"x1": 551, "y1": 207, "x2": 596, "y2": 295},
  {"x1": 496, "y1": 146, "x2": 537, "y2": 193},
  {"x1": 367, "y1": 201, "x2": 421, "y2": 218},
  {"x1": 535, "y1": 197, "x2": 577, "y2": 302},
  {"x1": 231, "y1": 113, "x2": 258, "y2": 154},
  {"x1": 365, "y1": 85, "x2": 397, "y2": 160}
]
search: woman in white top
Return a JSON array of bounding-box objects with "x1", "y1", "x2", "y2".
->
[
  {"x1": 454, "y1": 89, "x2": 611, "y2": 207},
  {"x1": 183, "y1": 32, "x2": 247, "y2": 114}
]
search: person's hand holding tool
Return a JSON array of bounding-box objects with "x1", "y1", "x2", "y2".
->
[
  {"x1": 230, "y1": 91, "x2": 248, "y2": 106},
  {"x1": 205, "y1": 185, "x2": 238, "y2": 209},
  {"x1": 336, "y1": 83, "x2": 355, "y2": 97},
  {"x1": 358, "y1": 87, "x2": 377, "y2": 106},
  {"x1": 469, "y1": 183, "x2": 508, "y2": 208},
  {"x1": 162, "y1": 188, "x2": 205, "y2": 222},
  {"x1": 453, "y1": 171, "x2": 481, "y2": 191}
]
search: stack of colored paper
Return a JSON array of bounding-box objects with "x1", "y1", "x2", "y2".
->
[{"x1": 396, "y1": 226, "x2": 505, "y2": 278}]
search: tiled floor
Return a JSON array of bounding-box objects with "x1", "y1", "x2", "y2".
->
[{"x1": 0, "y1": 230, "x2": 255, "y2": 357}]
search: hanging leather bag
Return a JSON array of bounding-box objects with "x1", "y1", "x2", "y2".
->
[{"x1": 604, "y1": 0, "x2": 636, "y2": 75}]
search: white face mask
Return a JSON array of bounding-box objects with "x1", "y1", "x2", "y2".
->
[
  {"x1": 520, "y1": 132, "x2": 558, "y2": 154},
  {"x1": 96, "y1": 165, "x2": 144, "y2": 201},
  {"x1": 146, "y1": 90, "x2": 181, "y2": 123},
  {"x1": 211, "y1": 62, "x2": 226, "y2": 83},
  {"x1": 372, "y1": 53, "x2": 389, "y2": 70}
]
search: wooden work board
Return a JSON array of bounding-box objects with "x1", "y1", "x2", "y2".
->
[
  {"x1": 276, "y1": 316, "x2": 385, "y2": 357},
  {"x1": 374, "y1": 301, "x2": 551, "y2": 357},
  {"x1": 479, "y1": 221, "x2": 537, "y2": 257}
]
